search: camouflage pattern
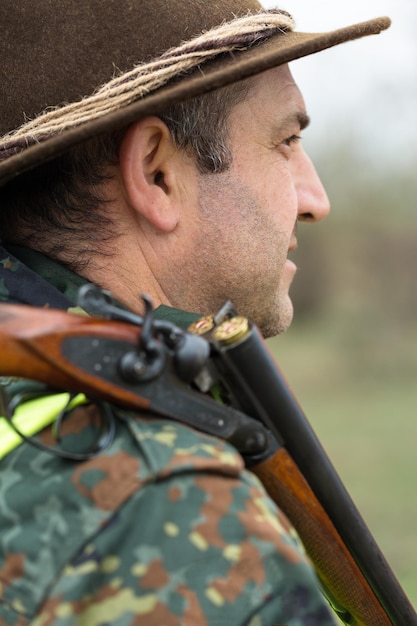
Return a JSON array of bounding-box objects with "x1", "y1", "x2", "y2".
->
[{"x1": 0, "y1": 245, "x2": 337, "y2": 625}]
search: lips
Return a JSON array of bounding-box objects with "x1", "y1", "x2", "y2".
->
[
  {"x1": 287, "y1": 238, "x2": 297, "y2": 255},
  {"x1": 286, "y1": 238, "x2": 298, "y2": 272},
  {"x1": 288, "y1": 224, "x2": 298, "y2": 253}
]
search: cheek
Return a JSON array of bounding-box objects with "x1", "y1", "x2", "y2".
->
[{"x1": 265, "y1": 168, "x2": 298, "y2": 229}]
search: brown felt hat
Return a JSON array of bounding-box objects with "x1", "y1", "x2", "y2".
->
[{"x1": 0, "y1": 0, "x2": 390, "y2": 188}]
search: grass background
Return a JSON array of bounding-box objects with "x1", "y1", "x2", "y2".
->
[{"x1": 267, "y1": 314, "x2": 417, "y2": 611}]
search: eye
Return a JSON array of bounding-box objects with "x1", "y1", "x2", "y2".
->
[{"x1": 282, "y1": 134, "x2": 302, "y2": 148}]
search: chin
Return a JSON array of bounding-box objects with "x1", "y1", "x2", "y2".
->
[{"x1": 258, "y1": 298, "x2": 294, "y2": 339}]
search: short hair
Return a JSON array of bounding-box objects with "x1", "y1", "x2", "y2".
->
[{"x1": 0, "y1": 79, "x2": 251, "y2": 272}]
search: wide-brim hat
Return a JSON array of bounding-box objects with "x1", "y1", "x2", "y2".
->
[{"x1": 0, "y1": 0, "x2": 390, "y2": 188}]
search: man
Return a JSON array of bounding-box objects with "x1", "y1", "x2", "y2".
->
[{"x1": 0, "y1": 1, "x2": 390, "y2": 624}]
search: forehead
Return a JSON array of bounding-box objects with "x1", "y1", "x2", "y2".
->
[{"x1": 231, "y1": 64, "x2": 307, "y2": 131}]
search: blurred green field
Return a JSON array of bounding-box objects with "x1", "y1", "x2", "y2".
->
[{"x1": 267, "y1": 319, "x2": 417, "y2": 610}]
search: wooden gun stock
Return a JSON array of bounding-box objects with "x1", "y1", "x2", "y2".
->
[
  {"x1": 253, "y1": 448, "x2": 391, "y2": 626},
  {"x1": 0, "y1": 301, "x2": 416, "y2": 626},
  {"x1": 0, "y1": 303, "x2": 149, "y2": 410}
]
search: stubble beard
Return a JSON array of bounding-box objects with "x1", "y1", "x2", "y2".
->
[{"x1": 174, "y1": 172, "x2": 296, "y2": 338}]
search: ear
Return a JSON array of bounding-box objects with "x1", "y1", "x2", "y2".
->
[{"x1": 118, "y1": 117, "x2": 180, "y2": 232}]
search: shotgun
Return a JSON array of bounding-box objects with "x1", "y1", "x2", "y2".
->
[{"x1": 0, "y1": 285, "x2": 415, "y2": 626}]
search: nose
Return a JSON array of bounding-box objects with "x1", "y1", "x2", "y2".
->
[{"x1": 293, "y1": 149, "x2": 330, "y2": 223}]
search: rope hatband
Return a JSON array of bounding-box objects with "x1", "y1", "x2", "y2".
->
[{"x1": 0, "y1": 10, "x2": 294, "y2": 158}]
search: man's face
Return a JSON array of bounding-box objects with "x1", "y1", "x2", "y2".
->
[{"x1": 169, "y1": 65, "x2": 330, "y2": 337}]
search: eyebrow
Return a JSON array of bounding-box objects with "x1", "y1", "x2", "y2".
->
[
  {"x1": 298, "y1": 111, "x2": 311, "y2": 131},
  {"x1": 275, "y1": 110, "x2": 311, "y2": 136},
  {"x1": 288, "y1": 110, "x2": 310, "y2": 131}
]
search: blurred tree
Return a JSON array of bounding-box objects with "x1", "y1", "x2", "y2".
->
[{"x1": 290, "y1": 144, "x2": 417, "y2": 334}]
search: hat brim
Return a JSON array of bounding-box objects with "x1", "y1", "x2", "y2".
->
[{"x1": 0, "y1": 17, "x2": 390, "y2": 188}]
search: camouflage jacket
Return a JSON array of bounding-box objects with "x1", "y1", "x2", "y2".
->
[{"x1": 0, "y1": 245, "x2": 337, "y2": 626}]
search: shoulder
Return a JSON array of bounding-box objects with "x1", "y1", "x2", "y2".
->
[{"x1": 0, "y1": 407, "x2": 334, "y2": 626}]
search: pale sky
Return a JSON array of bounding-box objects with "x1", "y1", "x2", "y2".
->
[{"x1": 262, "y1": 1, "x2": 417, "y2": 167}]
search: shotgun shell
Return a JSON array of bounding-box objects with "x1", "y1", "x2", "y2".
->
[
  {"x1": 188, "y1": 315, "x2": 215, "y2": 335},
  {"x1": 212, "y1": 316, "x2": 249, "y2": 345}
]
